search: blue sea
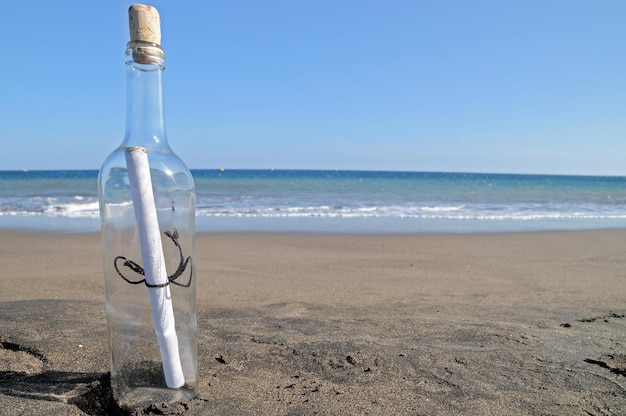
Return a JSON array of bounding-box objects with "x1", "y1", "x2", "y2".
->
[{"x1": 1, "y1": 169, "x2": 626, "y2": 233}]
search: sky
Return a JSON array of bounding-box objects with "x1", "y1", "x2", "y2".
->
[{"x1": 0, "y1": 1, "x2": 624, "y2": 175}]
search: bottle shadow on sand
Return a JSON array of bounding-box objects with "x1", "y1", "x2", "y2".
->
[
  {"x1": 0, "y1": 369, "x2": 127, "y2": 415},
  {"x1": 0, "y1": 340, "x2": 126, "y2": 415}
]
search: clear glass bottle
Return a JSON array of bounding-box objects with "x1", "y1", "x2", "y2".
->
[{"x1": 98, "y1": 5, "x2": 196, "y2": 410}]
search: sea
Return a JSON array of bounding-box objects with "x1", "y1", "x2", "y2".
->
[{"x1": 1, "y1": 169, "x2": 626, "y2": 234}]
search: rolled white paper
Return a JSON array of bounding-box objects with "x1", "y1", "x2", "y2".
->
[{"x1": 125, "y1": 146, "x2": 185, "y2": 389}]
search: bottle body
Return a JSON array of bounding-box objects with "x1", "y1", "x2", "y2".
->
[
  {"x1": 99, "y1": 147, "x2": 197, "y2": 409},
  {"x1": 98, "y1": 36, "x2": 197, "y2": 410}
]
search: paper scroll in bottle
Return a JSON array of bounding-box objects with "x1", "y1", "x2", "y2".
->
[{"x1": 125, "y1": 146, "x2": 185, "y2": 389}]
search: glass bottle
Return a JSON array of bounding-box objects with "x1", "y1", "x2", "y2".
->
[{"x1": 98, "y1": 5, "x2": 196, "y2": 410}]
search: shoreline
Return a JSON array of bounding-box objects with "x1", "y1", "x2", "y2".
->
[{"x1": 3, "y1": 213, "x2": 626, "y2": 235}]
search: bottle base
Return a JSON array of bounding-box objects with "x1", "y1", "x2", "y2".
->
[
  {"x1": 112, "y1": 360, "x2": 196, "y2": 411},
  {"x1": 115, "y1": 385, "x2": 196, "y2": 411}
]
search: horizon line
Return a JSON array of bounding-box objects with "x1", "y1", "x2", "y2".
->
[{"x1": 2, "y1": 168, "x2": 625, "y2": 178}]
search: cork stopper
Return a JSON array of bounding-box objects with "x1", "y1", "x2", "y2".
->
[
  {"x1": 129, "y1": 4, "x2": 161, "y2": 45},
  {"x1": 127, "y1": 4, "x2": 164, "y2": 64}
]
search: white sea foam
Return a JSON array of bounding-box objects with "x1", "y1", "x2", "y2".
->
[
  {"x1": 0, "y1": 196, "x2": 99, "y2": 218},
  {"x1": 421, "y1": 205, "x2": 465, "y2": 212},
  {"x1": 194, "y1": 203, "x2": 626, "y2": 222}
]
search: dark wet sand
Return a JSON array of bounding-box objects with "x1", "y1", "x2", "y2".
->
[{"x1": 1, "y1": 230, "x2": 625, "y2": 415}]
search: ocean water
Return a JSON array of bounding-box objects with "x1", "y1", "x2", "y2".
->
[{"x1": 1, "y1": 169, "x2": 626, "y2": 233}]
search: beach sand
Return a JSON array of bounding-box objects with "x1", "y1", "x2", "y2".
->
[{"x1": 0, "y1": 230, "x2": 625, "y2": 415}]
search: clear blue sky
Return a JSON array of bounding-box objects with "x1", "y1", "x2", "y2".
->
[{"x1": 1, "y1": 1, "x2": 624, "y2": 175}]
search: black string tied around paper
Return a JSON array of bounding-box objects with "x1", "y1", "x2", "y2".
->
[{"x1": 114, "y1": 229, "x2": 193, "y2": 288}]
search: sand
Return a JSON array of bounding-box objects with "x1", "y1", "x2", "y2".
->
[{"x1": 0, "y1": 230, "x2": 625, "y2": 415}]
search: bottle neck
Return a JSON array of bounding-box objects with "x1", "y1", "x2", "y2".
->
[{"x1": 123, "y1": 41, "x2": 169, "y2": 150}]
